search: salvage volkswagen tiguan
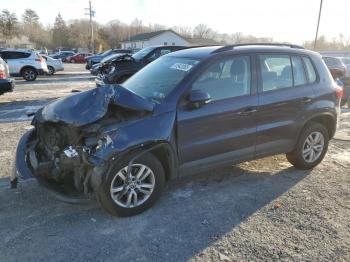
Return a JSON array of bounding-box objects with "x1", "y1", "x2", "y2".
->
[{"x1": 13, "y1": 44, "x2": 342, "y2": 216}]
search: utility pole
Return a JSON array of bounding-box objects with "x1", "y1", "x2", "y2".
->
[
  {"x1": 314, "y1": 0, "x2": 323, "y2": 50},
  {"x1": 85, "y1": 0, "x2": 95, "y2": 53}
]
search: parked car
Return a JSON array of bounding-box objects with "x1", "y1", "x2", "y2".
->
[
  {"x1": 0, "y1": 57, "x2": 15, "y2": 95},
  {"x1": 322, "y1": 56, "x2": 346, "y2": 78},
  {"x1": 13, "y1": 44, "x2": 341, "y2": 216},
  {"x1": 95, "y1": 46, "x2": 187, "y2": 86},
  {"x1": 0, "y1": 49, "x2": 48, "y2": 81},
  {"x1": 66, "y1": 53, "x2": 92, "y2": 63},
  {"x1": 85, "y1": 49, "x2": 132, "y2": 70},
  {"x1": 339, "y1": 57, "x2": 350, "y2": 70},
  {"x1": 51, "y1": 51, "x2": 76, "y2": 61},
  {"x1": 90, "y1": 53, "x2": 134, "y2": 76},
  {"x1": 322, "y1": 56, "x2": 350, "y2": 106},
  {"x1": 41, "y1": 55, "x2": 64, "y2": 75}
]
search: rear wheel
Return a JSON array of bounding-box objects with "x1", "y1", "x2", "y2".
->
[
  {"x1": 47, "y1": 66, "x2": 55, "y2": 75},
  {"x1": 286, "y1": 123, "x2": 329, "y2": 169},
  {"x1": 97, "y1": 152, "x2": 165, "y2": 216},
  {"x1": 22, "y1": 68, "x2": 37, "y2": 81}
]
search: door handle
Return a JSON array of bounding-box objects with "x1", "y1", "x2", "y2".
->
[
  {"x1": 237, "y1": 107, "x2": 257, "y2": 116},
  {"x1": 301, "y1": 97, "x2": 312, "y2": 103}
]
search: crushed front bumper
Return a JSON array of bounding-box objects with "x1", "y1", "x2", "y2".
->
[{"x1": 12, "y1": 129, "x2": 90, "y2": 203}]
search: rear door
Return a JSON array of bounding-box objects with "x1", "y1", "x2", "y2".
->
[
  {"x1": 177, "y1": 55, "x2": 258, "y2": 171},
  {"x1": 0, "y1": 51, "x2": 23, "y2": 74},
  {"x1": 255, "y1": 53, "x2": 315, "y2": 157}
]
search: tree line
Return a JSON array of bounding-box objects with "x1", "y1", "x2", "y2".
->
[{"x1": 0, "y1": 8, "x2": 349, "y2": 52}]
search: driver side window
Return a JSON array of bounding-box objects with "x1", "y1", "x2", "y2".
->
[{"x1": 192, "y1": 56, "x2": 251, "y2": 101}]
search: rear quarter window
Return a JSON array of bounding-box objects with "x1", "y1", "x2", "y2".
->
[
  {"x1": 302, "y1": 57, "x2": 317, "y2": 83},
  {"x1": 1, "y1": 51, "x2": 31, "y2": 59}
]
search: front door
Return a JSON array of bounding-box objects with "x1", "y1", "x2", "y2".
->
[{"x1": 177, "y1": 55, "x2": 258, "y2": 172}]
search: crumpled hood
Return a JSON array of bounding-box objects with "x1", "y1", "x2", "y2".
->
[{"x1": 39, "y1": 85, "x2": 154, "y2": 126}]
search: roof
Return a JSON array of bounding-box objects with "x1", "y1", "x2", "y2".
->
[
  {"x1": 167, "y1": 44, "x2": 317, "y2": 59},
  {"x1": 167, "y1": 46, "x2": 222, "y2": 59},
  {"x1": 185, "y1": 37, "x2": 221, "y2": 46},
  {"x1": 122, "y1": 29, "x2": 182, "y2": 42}
]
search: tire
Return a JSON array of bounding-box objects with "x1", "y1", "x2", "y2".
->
[
  {"x1": 286, "y1": 122, "x2": 329, "y2": 170},
  {"x1": 47, "y1": 66, "x2": 55, "y2": 75},
  {"x1": 347, "y1": 96, "x2": 350, "y2": 108},
  {"x1": 22, "y1": 67, "x2": 38, "y2": 81},
  {"x1": 97, "y1": 152, "x2": 165, "y2": 217}
]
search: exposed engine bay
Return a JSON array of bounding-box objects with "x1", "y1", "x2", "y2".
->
[{"x1": 20, "y1": 85, "x2": 155, "y2": 196}]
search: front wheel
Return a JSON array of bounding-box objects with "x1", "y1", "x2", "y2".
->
[
  {"x1": 286, "y1": 123, "x2": 329, "y2": 169},
  {"x1": 97, "y1": 152, "x2": 165, "y2": 216},
  {"x1": 22, "y1": 68, "x2": 38, "y2": 81}
]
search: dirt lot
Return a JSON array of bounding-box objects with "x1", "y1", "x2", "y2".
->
[{"x1": 0, "y1": 64, "x2": 349, "y2": 261}]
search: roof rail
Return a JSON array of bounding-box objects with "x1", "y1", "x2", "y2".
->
[{"x1": 212, "y1": 43, "x2": 305, "y2": 53}]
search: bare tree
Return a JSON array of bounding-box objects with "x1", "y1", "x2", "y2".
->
[
  {"x1": 0, "y1": 9, "x2": 18, "y2": 38},
  {"x1": 193, "y1": 24, "x2": 213, "y2": 39}
]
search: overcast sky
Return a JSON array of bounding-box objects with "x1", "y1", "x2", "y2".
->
[{"x1": 3, "y1": 0, "x2": 349, "y2": 44}]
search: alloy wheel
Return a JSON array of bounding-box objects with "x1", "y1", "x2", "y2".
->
[
  {"x1": 23, "y1": 69, "x2": 36, "y2": 80},
  {"x1": 302, "y1": 131, "x2": 325, "y2": 163},
  {"x1": 110, "y1": 164, "x2": 155, "y2": 208}
]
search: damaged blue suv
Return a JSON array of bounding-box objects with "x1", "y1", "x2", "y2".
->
[{"x1": 13, "y1": 44, "x2": 341, "y2": 216}]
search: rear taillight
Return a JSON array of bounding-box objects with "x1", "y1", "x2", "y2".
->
[
  {"x1": 0, "y1": 64, "x2": 6, "y2": 79},
  {"x1": 335, "y1": 83, "x2": 344, "y2": 99}
]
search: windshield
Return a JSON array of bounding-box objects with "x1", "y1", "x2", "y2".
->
[
  {"x1": 132, "y1": 47, "x2": 155, "y2": 61},
  {"x1": 101, "y1": 49, "x2": 112, "y2": 56},
  {"x1": 101, "y1": 53, "x2": 120, "y2": 63},
  {"x1": 122, "y1": 56, "x2": 200, "y2": 101}
]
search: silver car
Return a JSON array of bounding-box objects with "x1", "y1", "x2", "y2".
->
[
  {"x1": 0, "y1": 49, "x2": 48, "y2": 81},
  {"x1": 42, "y1": 55, "x2": 64, "y2": 75}
]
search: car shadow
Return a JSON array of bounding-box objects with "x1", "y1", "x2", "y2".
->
[
  {"x1": 0, "y1": 98, "x2": 54, "y2": 123},
  {"x1": 14, "y1": 74, "x2": 95, "y2": 85},
  {"x1": 0, "y1": 163, "x2": 310, "y2": 261}
]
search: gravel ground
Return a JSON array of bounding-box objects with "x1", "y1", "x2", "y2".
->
[{"x1": 0, "y1": 65, "x2": 349, "y2": 261}]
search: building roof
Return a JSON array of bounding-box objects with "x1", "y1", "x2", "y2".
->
[
  {"x1": 122, "y1": 29, "x2": 181, "y2": 42},
  {"x1": 185, "y1": 37, "x2": 221, "y2": 46}
]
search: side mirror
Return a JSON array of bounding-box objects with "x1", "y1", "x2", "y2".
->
[{"x1": 188, "y1": 90, "x2": 211, "y2": 109}]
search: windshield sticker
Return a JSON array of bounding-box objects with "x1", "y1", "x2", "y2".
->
[{"x1": 170, "y1": 63, "x2": 193, "y2": 72}]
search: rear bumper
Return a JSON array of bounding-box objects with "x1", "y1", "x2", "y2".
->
[{"x1": 0, "y1": 78, "x2": 15, "y2": 93}]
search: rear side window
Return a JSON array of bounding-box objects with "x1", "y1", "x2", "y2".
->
[
  {"x1": 1, "y1": 51, "x2": 30, "y2": 59},
  {"x1": 259, "y1": 55, "x2": 293, "y2": 91},
  {"x1": 302, "y1": 57, "x2": 317, "y2": 83},
  {"x1": 291, "y1": 56, "x2": 307, "y2": 86}
]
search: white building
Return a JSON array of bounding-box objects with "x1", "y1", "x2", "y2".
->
[{"x1": 121, "y1": 29, "x2": 220, "y2": 50}]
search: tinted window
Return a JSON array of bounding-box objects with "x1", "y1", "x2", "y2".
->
[
  {"x1": 303, "y1": 57, "x2": 317, "y2": 83},
  {"x1": 1, "y1": 51, "x2": 30, "y2": 59},
  {"x1": 323, "y1": 57, "x2": 343, "y2": 68},
  {"x1": 291, "y1": 56, "x2": 307, "y2": 86},
  {"x1": 192, "y1": 56, "x2": 251, "y2": 100},
  {"x1": 259, "y1": 55, "x2": 293, "y2": 91}
]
